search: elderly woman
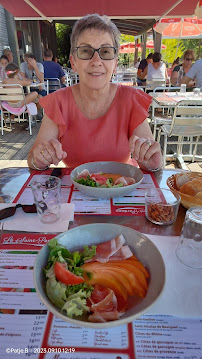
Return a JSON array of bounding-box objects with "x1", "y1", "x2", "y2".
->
[
  {"x1": 27, "y1": 14, "x2": 162, "y2": 171},
  {"x1": 170, "y1": 50, "x2": 195, "y2": 86}
]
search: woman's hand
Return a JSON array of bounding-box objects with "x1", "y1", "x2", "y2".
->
[
  {"x1": 129, "y1": 135, "x2": 162, "y2": 170},
  {"x1": 32, "y1": 139, "x2": 67, "y2": 169}
]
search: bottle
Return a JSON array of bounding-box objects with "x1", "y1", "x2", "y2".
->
[
  {"x1": 32, "y1": 70, "x2": 37, "y2": 83},
  {"x1": 177, "y1": 67, "x2": 184, "y2": 86}
]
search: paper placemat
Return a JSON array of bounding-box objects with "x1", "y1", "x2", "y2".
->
[
  {"x1": 0, "y1": 203, "x2": 74, "y2": 233},
  {"x1": 145, "y1": 234, "x2": 202, "y2": 317}
]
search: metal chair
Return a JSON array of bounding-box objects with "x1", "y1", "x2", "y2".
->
[
  {"x1": 0, "y1": 84, "x2": 37, "y2": 136},
  {"x1": 157, "y1": 99, "x2": 202, "y2": 167},
  {"x1": 44, "y1": 78, "x2": 61, "y2": 94},
  {"x1": 145, "y1": 79, "x2": 166, "y2": 92},
  {"x1": 151, "y1": 86, "x2": 181, "y2": 139}
]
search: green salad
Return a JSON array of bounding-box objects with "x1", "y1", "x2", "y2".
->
[{"x1": 44, "y1": 238, "x2": 96, "y2": 318}]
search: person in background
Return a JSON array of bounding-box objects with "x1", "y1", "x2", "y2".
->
[
  {"x1": 170, "y1": 50, "x2": 195, "y2": 87},
  {"x1": 3, "y1": 62, "x2": 38, "y2": 107},
  {"x1": 0, "y1": 55, "x2": 9, "y2": 68},
  {"x1": 0, "y1": 55, "x2": 9, "y2": 81},
  {"x1": 27, "y1": 13, "x2": 161, "y2": 172},
  {"x1": 137, "y1": 53, "x2": 153, "y2": 86},
  {"x1": 2, "y1": 48, "x2": 13, "y2": 63},
  {"x1": 140, "y1": 52, "x2": 167, "y2": 85},
  {"x1": 43, "y1": 49, "x2": 66, "y2": 88},
  {"x1": 20, "y1": 53, "x2": 46, "y2": 96},
  {"x1": 181, "y1": 59, "x2": 202, "y2": 89}
]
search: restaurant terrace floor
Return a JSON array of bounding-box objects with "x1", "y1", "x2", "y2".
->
[{"x1": 0, "y1": 120, "x2": 202, "y2": 172}]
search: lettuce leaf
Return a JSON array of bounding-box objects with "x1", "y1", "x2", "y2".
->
[
  {"x1": 46, "y1": 277, "x2": 67, "y2": 309},
  {"x1": 61, "y1": 289, "x2": 90, "y2": 318}
]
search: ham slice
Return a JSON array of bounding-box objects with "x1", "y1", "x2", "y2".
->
[
  {"x1": 76, "y1": 169, "x2": 90, "y2": 179},
  {"x1": 108, "y1": 245, "x2": 133, "y2": 261},
  {"x1": 88, "y1": 285, "x2": 120, "y2": 323},
  {"x1": 114, "y1": 176, "x2": 136, "y2": 186},
  {"x1": 85, "y1": 234, "x2": 126, "y2": 263}
]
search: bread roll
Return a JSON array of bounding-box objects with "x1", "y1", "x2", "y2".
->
[
  {"x1": 180, "y1": 178, "x2": 202, "y2": 196},
  {"x1": 175, "y1": 173, "x2": 191, "y2": 190},
  {"x1": 195, "y1": 191, "x2": 202, "y2": 199}
]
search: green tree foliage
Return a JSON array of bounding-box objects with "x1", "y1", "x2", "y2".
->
[
  {"x1": 55, "y1": 23, "x2": 72, "y2": 67},
  {"x1": 161, "y1": 38, "x2": 201, "y2": 65},
  {"x1": 161, "y1": 39, "x2": 185, "y2": 64}
]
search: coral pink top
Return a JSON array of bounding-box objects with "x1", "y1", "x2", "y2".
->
[{"x1": 40, "y1": 85, "x2": 152, "y2": 168}]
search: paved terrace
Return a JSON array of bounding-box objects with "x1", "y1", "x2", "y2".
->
[{"x1": 0, "y1": 120, "x2": 202, "y2": 172}]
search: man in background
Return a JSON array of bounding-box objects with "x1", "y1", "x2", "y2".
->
[
  {"x1": 137, "y1": 53, "x2": 153, "y2": 86},
  {"x1": 43, "y1": 49, "x2": 66, "y2": 88},
  {"x1": 181, "y1": 59, "x2": 202, "y2": 89}
]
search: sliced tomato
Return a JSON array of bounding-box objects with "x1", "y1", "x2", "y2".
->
[
  {"x1": 54, "y1": 262, "x2": 85, "y2": 285},
  {"x1": 90, "y1": 173, "x2": 108, "y2": 185}
]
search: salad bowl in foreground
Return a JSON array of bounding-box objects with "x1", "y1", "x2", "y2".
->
[
  {"x1": 70, "y1": 161, "x2": 143, "y2": 199},
  {"x1": 34, "y1": 223, "x2": 165, "y2": 329}
]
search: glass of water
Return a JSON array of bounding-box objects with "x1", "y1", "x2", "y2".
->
[{"x1": 176, "y1": 207, "x2": 202, "y2": 269}]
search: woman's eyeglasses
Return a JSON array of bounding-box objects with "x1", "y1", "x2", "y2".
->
[
  {"x1": 75, "y1": 46, "x2": 117, "y2": 60},
  {"x1": 185, "y1": 58, "x2": 193, "y2": 61},
  {"x1": 0, "y1": 204, "x2": 36, "y2": 220}
]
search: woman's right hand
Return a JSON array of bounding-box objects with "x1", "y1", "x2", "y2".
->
[{"x1": 32, "y1": 139, "x2": 67, "y2": 169}]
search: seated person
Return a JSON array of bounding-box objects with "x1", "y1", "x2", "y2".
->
[
  {"x1": 3, "y1": 62, "x2": 38, "y2": 107},
  {"x1": 181, "y1": 59, "x2": 202, "y2": 90},
  {"x1": 139, "y1": 52, "x2": 167, "y2": 86},
  {"x1": 43, "y1": 48, "x2": 66, "y2": 91},
  {"x1": 27, "y1": 14, "x2": 162, "y2": 172},
  {"x1": 0, "y1": 55, "x2": 9, "y2": 68},
  {"x1": 2, "y1": 48, "x2": 13, "y2": 63},
  {"x1": 170, "y1": 50, "x2": 195, "y2": 87},
  {"x1": 20, "y1": 53, "x2": 46, "y2": 97},
  {"x1": 0, "y1": 55, "x2": 8, "y2": 81},
  {"x1": 137, "y1": 53, "x2": 153, "y2": 86}
]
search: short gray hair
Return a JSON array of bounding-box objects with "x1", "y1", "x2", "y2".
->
[{"x1": 70, "y1": 14, "x2": 120, "y2": 56}]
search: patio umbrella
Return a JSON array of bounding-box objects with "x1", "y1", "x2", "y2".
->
[
  {"x1": 154, "y1": 17, "x2": 202, "y2": 39},
  {"x1": 119, "y1": 41, "x2": 166, "y2": 53}
]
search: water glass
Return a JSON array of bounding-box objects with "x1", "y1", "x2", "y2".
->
[
  {"x1": 193, "y1": 88, "x2": 201, "y2": 97},
  {"x1": 180, "y1": 84, "x2": 186, "y2": 94},
  {"x1": 30, "y1": 175, "x2": 61, "y2": 223},
  {"x1": 176, "y1": 207, "x2": 202, "y2": 269}
]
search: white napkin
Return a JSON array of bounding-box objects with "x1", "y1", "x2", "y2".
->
[
  {"x1": 144, "y1": 234, "x2": 202, "y2": 317},
  {"x1": 0, "y1": 203, "x2": 74, "y2": 233}
]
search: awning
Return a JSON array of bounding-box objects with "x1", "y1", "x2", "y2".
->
[{"x1": 0, "y1": 0, "x2": 199, "y2": 36}]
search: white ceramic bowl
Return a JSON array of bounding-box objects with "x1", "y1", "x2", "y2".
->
[
  {"x1": 34, "y1": 223, "x2": 165, "y2": 329},
  {"x1": 70, "y1": 161, "x2": 143, "y2": 199}
]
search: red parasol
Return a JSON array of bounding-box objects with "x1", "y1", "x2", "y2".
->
[{"x1": 154, "y1": 17, "x2": 202, "y2": 39}]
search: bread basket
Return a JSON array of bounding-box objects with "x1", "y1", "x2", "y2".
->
[{"x1": 167, "y1": 172, "x2": 202, "y2": 209}]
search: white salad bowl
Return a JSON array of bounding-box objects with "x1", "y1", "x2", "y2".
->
[
  {"x1": 34, "y1": 223, "x2": 165, "y2": 329},
  {"x1": 70, "y1": 161, "x2": 143, "y2": 199}
]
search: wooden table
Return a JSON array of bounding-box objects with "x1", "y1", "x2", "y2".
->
[{"x1": 0, "y1": 167, "x2": 186, "y2": 236}]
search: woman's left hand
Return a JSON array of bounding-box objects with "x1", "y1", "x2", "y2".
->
[{"x1": 129, "y1": 135, "x2": 162, "y2": 170}]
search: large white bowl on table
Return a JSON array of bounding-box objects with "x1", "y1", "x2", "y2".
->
[
  {"x1": 70, "y1": 161, "x2": 144, "y2": 199},
  {"x1": 34, "y1": 223, "x2": 165, "y2": 329}
]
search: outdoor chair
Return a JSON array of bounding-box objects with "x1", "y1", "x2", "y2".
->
[
  {"x1": 145, "y1": 79, "x2": 166, "y2": 92},
  {"x1": 151, "y1": 86, "x2": 181, "y2": 139},
  {"x1": 44, "y1": 78, "x2": 61, "y2": 94},
  {"x1": 0, "y1": 84, "x2": 37, "y2": 136},
  {"x1": 157, "y1": 99, "x2": 202, "y2": 168}
]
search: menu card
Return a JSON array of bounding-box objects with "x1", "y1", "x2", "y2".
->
[
  {"x1": 13, "y1": 169, "x2": 158, "y2": 217},
  {"x1": 0, "y1": 236, "x2": 202, "y2": 359}
]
